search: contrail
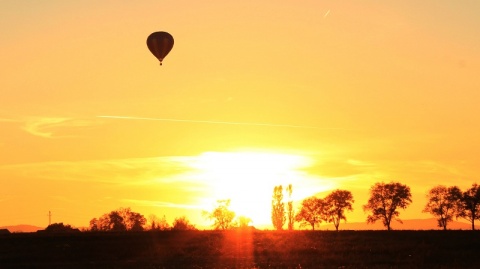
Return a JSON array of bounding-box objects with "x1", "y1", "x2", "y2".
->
[
  {"x1": 98, "y1": 115, "x2": 320, "y2": 129},
  {"x1": 323, "y1": 9, "x2": 331, "y2": 19}
]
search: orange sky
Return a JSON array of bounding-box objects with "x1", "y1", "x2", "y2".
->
[{"x1": 1, "y1": 1, "x2": 480, "y2": 229}]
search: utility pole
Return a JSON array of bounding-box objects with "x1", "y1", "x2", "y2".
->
[{"x1": 47, "y1": 211, "x2": 52, "y2": 226}]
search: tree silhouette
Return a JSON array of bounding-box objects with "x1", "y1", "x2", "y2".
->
[
  {"x1": 295, "y1": 196, "x2": 326, "y2": 230},
  {"x1": 286, "y1": 184, "x2": 294, "y2": 230},
  {"x1": 89, "y1": 208, "x2": 146, "y2": 231},
  {"x1": 108, "y1": 211, "x2": 127, "y2": 231},
  {"x1": 45, "y1": 223, "x2": 79, "y2": 233},
  {"x1": 94, "y1": 214, "x2": 111, "y2": 231},
  {"x1": 363, "y1": 182, "x2": 412, "y2": 231},
  {"x1": 89, "y1": 218, "x2": 100, "y2": 231},
  {"x1": 271, "y1": 185, "x2": 286, "y2": 230},
  {"x1": 149, "y1": 214, "x2": 170, "y2": 231},
  {"x1": 172, "y1": 216, "x2": 196, "y2": 230},
  {"x1": 324, "y1": 189, "x2": 354, "y2": 231},
  {"x1": 118, "y1": 208, "x2": 147, "y2": 231},
  {"x1": 202, "y1": 199, "x2": 236, "y2": 230},
  {"x1": 458, "y1": 183, "x2": 480, "y2": 230},
  {"x1": 235, "y1": 216, "x2": 253, "y2": 228},
  {"x1": 149, "y1": 214, "x2": 159, "y2": 230},
  {"x1": 423, "y1": 185, "x2": 462, "y2": 230},
  {"x1": 157, "y1": 215, "x2": 171, "y2": 230}
]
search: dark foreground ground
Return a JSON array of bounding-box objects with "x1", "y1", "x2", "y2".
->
[{"x1": 1, "y1": 230, "x2": 480, "y2": 268}]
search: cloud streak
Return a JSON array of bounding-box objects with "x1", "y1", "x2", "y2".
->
[
  {"x1": 0, "y1": 118, "x2": 18, "y2": 123},
  {"x1": 122, "y1": 199, "x2": 203, "y2": 210},
  {"x1": 0, "y1": 156, "x2": 196, "y2": 185},
  {"x1": 98, "y1": 115, "x2": 324, "y2": 129},
  {"x1": 22, "y1": 117, "x2": 100, "y2": 138}
]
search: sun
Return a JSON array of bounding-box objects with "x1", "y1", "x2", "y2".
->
[{"x1": 190, "y1": 151, "x2": 331, "y2": 227}]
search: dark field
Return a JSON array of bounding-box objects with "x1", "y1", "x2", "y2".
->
[{"x1": 1, "y1": 230, "x2": 480, "y2": 268}]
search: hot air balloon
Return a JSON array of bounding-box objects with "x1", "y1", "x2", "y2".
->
[{"x1": 146, "y1": 31, "x2": 174, "y2": 65}]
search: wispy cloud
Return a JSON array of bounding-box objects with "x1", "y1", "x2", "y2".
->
[
  {"x1": 22, "y1": 117, "x2": 100, "y2": 138},
  {"x1": 0, "y1": 118, "x2": 18, "y2": 123},
  {"x1": 347, "y1": 159, "x2": 375, "y2": 167},
  {"x1": 122, "y1": 199, "x2": 203, "y2": 209},
  {"x1": 305, "y1": 158, "x2": 375, "y2": 179},
  {"x1": 0, "y1": 156, "x2": 197, "y2": 185},
  {"x1": 22, "y1": 117, "x2": 68, "y2": 138}
]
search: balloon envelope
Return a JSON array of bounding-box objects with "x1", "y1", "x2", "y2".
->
[{"x1": 147, "y1": 31, "x2": 174, "y2": 65}]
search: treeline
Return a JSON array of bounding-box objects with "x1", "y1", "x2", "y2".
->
[
  {"x1": 204, "y1": 181, "x2": 480, "y2": 231},
  {"x1": 286, "y1": 182, "x2": 480, "y2": 231},
  {"x1": 47, "y1": 181, "x2": 480, "y2": 232},
  {"x1": 87, "y1": 208, "x2": 197, "y2": 232}
]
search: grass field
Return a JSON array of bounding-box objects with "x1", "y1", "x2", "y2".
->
[{"x1": 1, "y1": 230, "x2": 480, "y2": 268}]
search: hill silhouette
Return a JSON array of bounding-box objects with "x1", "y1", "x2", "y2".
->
[{"x1": 0, "y1": 225, "x2": 44, "y2": 233}]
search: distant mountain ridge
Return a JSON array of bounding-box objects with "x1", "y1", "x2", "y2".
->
[{"x1": 0, "y1": 224, "x2": 44, "y2": 233}]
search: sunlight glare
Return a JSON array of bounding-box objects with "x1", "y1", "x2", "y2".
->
[{"x1": 190, "y1": 151, "x2": 332, "y2": 227}]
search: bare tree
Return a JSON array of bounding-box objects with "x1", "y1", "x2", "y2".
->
[
  {"x1": 363, "y1": 182, "x2": 412, "y2": 231},
  {"x1": 295, "y1": 196, "x2": 326, "y2": 230},
  {"x1": 324, "y1": 189, "x2": 354, "y2": 231},
  {"x1": 423, "y1": 185, "x2": 462, "y2": 230},
  {"x1": 202, "y1": 199, "x2": 236, "y2": 230},
  {"x1": 271, "y1": 185, "x2": 286, "y2": 230},
  {"x1": 458, "y1": 183, "x2": 480, "y2": 230}
]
